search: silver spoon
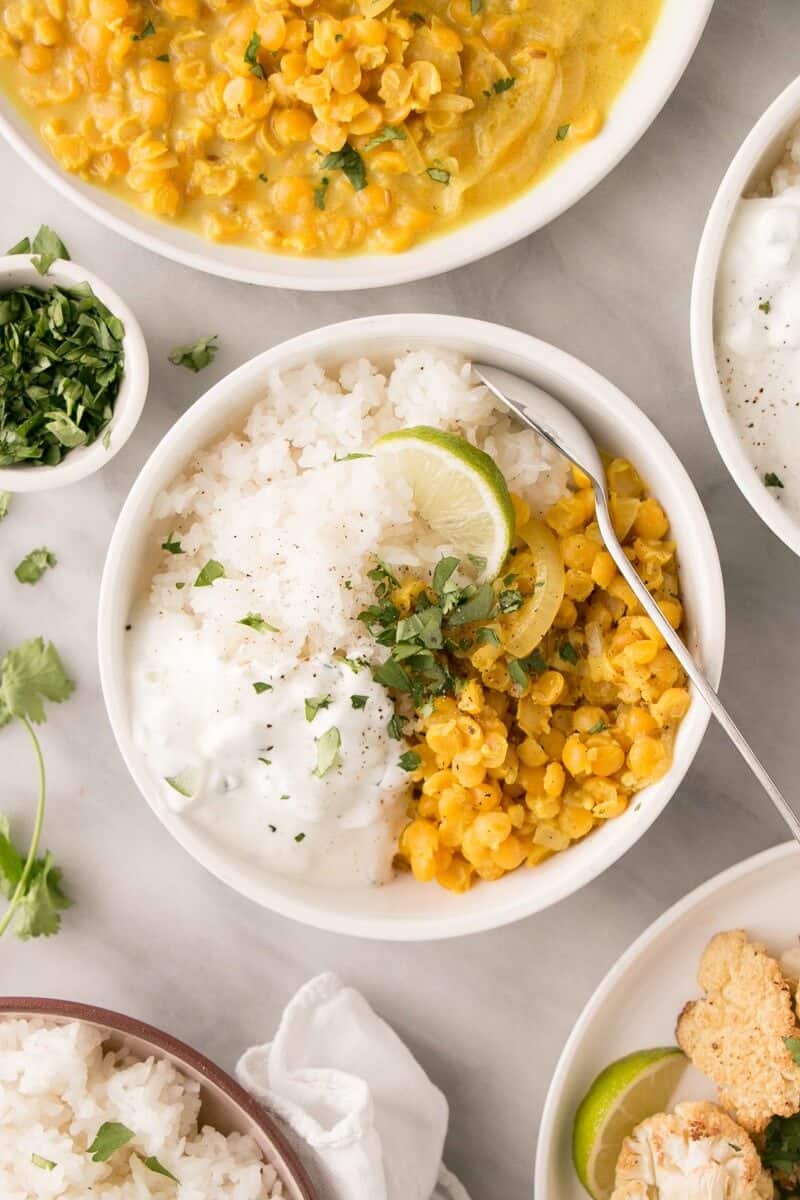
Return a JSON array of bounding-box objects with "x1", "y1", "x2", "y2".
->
[{"x1": 474, "y1": 362, "x2": 800, "y2": 844}]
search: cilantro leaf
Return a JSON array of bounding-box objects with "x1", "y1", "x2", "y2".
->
[
  {"x1": 493, "y1": 77, "x2": 515, "y2": 93},
  {"x1": 313, "y1": 726, "x2": 341, "y2": 777},
  {"x1": 305, "y1": 694, "x2": 332, "y2": 722},
  {"x1": 131, "y1": 18, "x2": 155, "y2": 39},
  {"x1": 559, "y1": 641, "x2": 579, "y2": 665},
  {"x1": 1, "y1": 638, "x2": 74, "y2": 724},
  {"x1": 387, "y1": 713, "x2": 406, "y2": 739},
  {"x1": 194, "y1": 559, "x2": 225, "y2": 587},
  {"x1": 398, "y1": 750, "x2": 421, "y2": 772},
  {"x1": 333, "y1": 451, "x2": 372, "y2": 462},
  {"x1": 15, "y1": 548, "x2": 56, "y2": 585},
  {"x1": 497, "y1": 588, "x2": 523, "y2": 613},
  {"x1": 763, "y1": 1113, "x2": 800, "y2": 1174},
  {"x1": 350, "y1": 694, "x2": 368, "y2": 709},
  {"x1": 445, "y1": 581, "x2": 494, "y2": 627},
  {"x1": 168, "y1": 336, "x2": 218, "y2": 372},
  {"x1": 243, "y1": 30, "x2": 265, "y2": 77},
  {"x1": 320, "y1": 144, "x2": 366, "y2": 191},
  {"x1": 364, "y1": 125, "x2": 407, "y2": 151},
  {"x1": 475, "y1": 627, "x2": 500, "y2": 646},
  {"x1": 7, "y1": 236, "x2": 31, "y2": 255},
  {"x1": 765, "y1": 471, "x2": 784, "y2": 488},
  {"x1": 556, "y1": 123, "x2": 571, "y2": 141},
  {"x1": 144, "y1": 1156, "x2": 178, "y2": 1182},
  {"x1": 161, "y1": 533, "x2": 184, "y2": 554},
  {"x1": 31, "y1": 1154, "x2": 56, "y2": 1170},
  {"x1": 314, "y1": 176, "x2": 330, "y2": 210},
  {"x1": 238, "y1": 612, "x2": 279, "y2": 632},
  {"x1": 432, "y1": 556, "x2": 459, "y2": 593},
  {"x1": 0, "y1": 492, "x2": 10, "y2": 520},
  {"x1": 425, "y1": 166, "x2": 450, "y2": 185},
  {"x1": 30, "y1": 225, "x2": 70, "y2": 275},
  {"x1": 253, "y1": 681, "x2": 272, "y2": 694},
  {"x1": 88, "y1": 1122, "x2": 135, "y2": 1162},
  {"x1": 0, "y1": 815, "x2": 24, "y2": 896},
  {"x1": 14, "y1": 852, "x2": 70, "y2": 939},
  {"x1": 785, "y1": 1037, "x2": 800, "y2": 1066}
]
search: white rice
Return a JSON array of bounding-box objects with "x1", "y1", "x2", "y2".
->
[
  {"x1": 145, "y1": 350, "x2": 568, "y2": 679},
  {"x1": 0, "y1": 1018, "x2": 284, "y2": 1199}
]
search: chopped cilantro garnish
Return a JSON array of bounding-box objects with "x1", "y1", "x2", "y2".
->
[
  {"x1": 588, "y1": 720, "x2": 607, "y2": 734},
  {"x1": 31, "y1": 1154, "x2": 56, "y2": 1170},
  {"x1": 497, "y1": 588, "x2": 523, "y2": 613},
  {"x1": 333, "y1": 451, "x2": 372, "y2": 462},
  {"x1": 493, "y1": 77, "x2": 515, "y2": 93},
  {"x1": 387, "y1": 712, "x2": 407, "y2": 739},
  {"x1": 556, "y1": 124, "x2": 571, "y2": 141},
  {"x1": 161, "y1": 533, "x2": 183, "y2": 554},
  {"x1": 432, "y1": 555, "x2": 460, "y2": 592},
  {"x1": 425, "y1": 166, "x2": 450, "y2": 185},
  {"x1": 409, "y1": 10, "x2": 426, "y2": 22},
  {"x1": 0, "y1": 493, "x2": 9, "y2": 520},
  {"x1": 131, "y1": 19, "x2": 155, "y2": 39},
  {"x1": 321, "y1": 143, "x2": 367, "y2": 190},
  {"x1": 305, "y1": 694, "x2": 332, "y2": 722},
  {"x1": 168, "y1": 335, "x2": 218, "y2": 373},
  {"x1": 313, "y1": 726, "x2": 341, "y2": 777},
  {"x1": 253, "y1": 682, "x2": 272, "y2": 694},
  {"x1": 244, "y1": 30, "x2": 265, "y2": 77},
  {"x1": 507, "y1": 659, "x2": 529, "y2": 689},
  {"x1": 364, "y1": 125, "x2": 407, "y2": 151},
  {"x1": 194, "y1": 559, "x2": 224, "y2": 587},
  {"x1": 351, "y1": 694, "x2": 368, "y2": 709},
  {"x1": 475, "y1": 627, "x2": 501, "y2": 646},
  {"x1": 559, "y1": 641, "x2": 579, "y2": 665},
  {"x1": 764, "y1": 471, "x2": 784, "y2": 488},
  {"x1": 314, "y1": 176, "x2": 330, "y2": 210},
  {"x1": 759, "y1": 299, "x2": 771, "y2": 314},
  {"x1": 470, "y1": 0, "x2": 481, "y2": 13},
  {"x1": 87, "y1": 1123, "x2": 134, "y2": 1163},
  {"x1": 155, "y1": 52, "x2": 169, "y2": 60},
  {"x1": 785, "y1": 1037, "x2": 800, "y2": 1066},
  {"x1": 144, "y1": 1157, "x2": 179, "y2": 1182},
  {"x1": 15, "y1": 548, "x2": 56, "y2": 585},
  {"x1": 239, "y1": 612, "x2": 279, "y2": 633},
  {"x1": 398, "y1": 750, "x2": 421, "y2": 772},
  {"x1": 294, "y1": 832, "x2": 306, "y2": 842}
]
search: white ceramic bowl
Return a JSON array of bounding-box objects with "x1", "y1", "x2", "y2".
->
[
  {"x1": 0, "y1": 256, "x2": 149, "y2": 492},
  {"x1": 0, "y1": 1, "x2": 714, "y2": 292},
  {"x1": 692, "y1": 74, "x2": 800, "y2": 557},
  {"x1": 98, "y1": 314, "x2": 725, "y2": 941}
]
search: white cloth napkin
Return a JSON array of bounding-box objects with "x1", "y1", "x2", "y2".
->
[{"x1": 236, "y1": 972, "x2": 471, "y2": 1200}]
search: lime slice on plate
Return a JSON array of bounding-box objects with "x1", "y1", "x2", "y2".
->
[
  {"x1": 572, "y1": 1046, "x2": 686, "y2": 1200},
  {"x1": 373, "y1": 426, "x2": 514, "y2": 580}
]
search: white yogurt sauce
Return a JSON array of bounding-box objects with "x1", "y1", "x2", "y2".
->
[
  {"x1": 129, "y1": 607, "x2": 408, "y2": 887},
  {"x1": 716, "y1": 187, "x2": 800, "y2": 520}
]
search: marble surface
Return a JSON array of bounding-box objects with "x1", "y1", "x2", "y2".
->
[{"x1": 3, "y1": 1, "x2": 800, "y2": 1195}]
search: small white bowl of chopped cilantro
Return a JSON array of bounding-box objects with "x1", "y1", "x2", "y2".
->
[{"x1": 0, "y1": 227, "x2": 148, "y2": 492}]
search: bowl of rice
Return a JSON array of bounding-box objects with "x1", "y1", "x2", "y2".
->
[
  {"x1": 98, "y1": 314, "x2": 725, "y2": 940},
  {"x1": 0, "y1": 997, "x2": 315, "y2": 1199}
]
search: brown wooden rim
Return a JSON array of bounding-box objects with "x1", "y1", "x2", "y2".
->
[{"x1": 0, "y1": 996, "x2": 317, "y2": 1200}]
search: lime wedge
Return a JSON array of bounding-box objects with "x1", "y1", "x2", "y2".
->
[
  {"x1": 374, "y1": 427, "x2": 514, "y2": 580},
  {"x1": 572, "y1": 1047, "x2": 686, "y2": 1200}
]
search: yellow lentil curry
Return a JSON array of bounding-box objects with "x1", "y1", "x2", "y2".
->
[
  {"x1": 393, "y1": 459, "x2": 688, "y2": 892},
  {"x1": 0, "y1": 0, "x2": 661, "y2": 256}
]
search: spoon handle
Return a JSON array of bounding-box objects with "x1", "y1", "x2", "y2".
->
[{"x1": 593, "y1": 493, "x2": 800, "y2": 844}]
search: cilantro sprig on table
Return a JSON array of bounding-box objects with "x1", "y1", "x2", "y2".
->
[
  {"x1": 0, "y1": 233, "x2": 126, "y2": 467},
  {"x1": 0, "y1": 637, "x2": 73, "y2": 940}
]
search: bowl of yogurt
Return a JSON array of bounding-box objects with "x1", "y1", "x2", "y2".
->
[
  {"x1": 99, "y1": 314, "x2": 724, "y2": 941},
  {"x1": 692, "y1": 74, "x2": 800, "y2": 557}
]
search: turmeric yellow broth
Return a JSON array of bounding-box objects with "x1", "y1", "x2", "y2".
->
[{"x1": 0, "y1": 0, "x2": 662, "y2": 256}]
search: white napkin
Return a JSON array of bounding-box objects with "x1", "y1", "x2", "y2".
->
[{"x1": 236, "y1": 972, "x2": 471, "y2": 1200}]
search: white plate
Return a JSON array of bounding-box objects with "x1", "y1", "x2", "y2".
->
[
  {"x1": 0, "y1": 0, "x2": 714, "y2": 291},
  {"x1": 98, "y1": 313, "x2": 725, "y2": 941},
  {"x1": 535, "y1": 841, "x2": 797, "y2": 1198}
]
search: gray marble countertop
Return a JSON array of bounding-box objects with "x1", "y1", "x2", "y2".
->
[{"x1": 3, "y1": 1, "x2": 799, "y2": 1194}]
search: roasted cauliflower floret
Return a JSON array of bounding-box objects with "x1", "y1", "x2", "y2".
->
[
  {"x1": 676, "y1": 930, "x2": 800, "y2": 1132},
  {"x1": 611, "y1": 1100, "x2": 773, "y2": 1199}
]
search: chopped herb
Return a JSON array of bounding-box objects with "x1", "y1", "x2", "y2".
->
[
  {"x1": 351, "y1": 694, "x2": 368, "y2": 709},
  {"x1": 425, "y1": 166, "x2": 450, "y2": 185},
  {"x1": 507, "y1": 659, "x2": 528, "y2": 689},
  {"x1": 475, "y1": 627, "x2": 501, "y2": 647},
  {"x1": 409, "y1": 10, "x2": 426, "y2": 22},
  {"x1": 244, "y1": 30, "x2": 265, "y2": 77},
  {"x1": 493, "y1": 77, "x2": 515, "y2": 93},
  {"x1": 334, "y1": 32, "x2": 343, "y2": 40},
  {"x1": 559, "y1": 641, "x2": 579, "y2": 665},
  {"x1": 88, "y1": 1122, "x2": 134, "y2": 1163},
  {"x1": 155, "y1": 52, "x2": 169, "y2": 61},
  {"x1": 294, "y1": 832, "x2": 306, "y2": 842},
  {"x1": 333, "y1": 450, "x2": 372, "y2": 462},
  {"x1": 373, "y1": 658, "x2": 411, "y2": 692},
  {"x1": 165, "y1": 776, "x2": 192, "y2": 798},
  {"x1": 314, "y1": 176, "x2": 330, "y2": 210},
  {"x1": 132, "y1": 19, "x2": 155, "y2": 39},
  {"x1": 432, "y1": 556, "x2": 460, "y2": 593},
  {"x1": 759, "y1": 299, "x2": 771, "y2": 314},
  {"x1": 0, "y1": 279, "x2": 124, "y2": 467},
  {"x1": 253, "y1": 682, "x2": 272, "y2": 694},
  {"x1": 398, "y1": 750, "x2": 421, "y2": 772},
  {"x1": 313, "y1": 726, "x2": 341, "y2": 777},
  {"x1": 238, "y1": 612, "x2": 279, "y2": 633},
  {"x1": 507, "y1": 649, "x2": 547, "y2": 688},
  {"x1": 344, "y1": 579, "x2": 353, "y2": 590},
  {"x1": 340, "y1": 655, "x2": 367, "y2": 673},
  {"x1": 321, "y1": 143, "x2": 367, "y2": 191},
  {"x1": 503, "y1": 572, "x2": 518, "y2": 586},
  {"x1": 446, "y1": 581, "x2": 494, "y2": 627},
  {"x1": 0, "y1": 638, "x2": 73, "y2": 941},
  {"x1": 258, "y1": 757, "x2": 272, "y2": 766},
  {"x1": 258, "y1": 172, "x2": 268, "y2": 182},
  {"x1": 763, "y1": 1113, "x2": 800, "y2": 1175},
  {"x1": 25, "y1": 226, "x2": 71, "y2": 276},
  {"x1": 144, "y1": 1157, "x2": 178, "y2": 1182},
  {"x1": 194, "y1": 559, "x2": 225, "y2": 587},
  {"x1": 387, "y1": 713, "x2": 407, "y2": 739},
  {"x1": 467, "y1": 554, "x2": 487, "y2": 575},
  {"x1": 588, "y1": 720, "x2": 607, "y2": 734},
  {"x1": 497, "y1": 588, "x2": 523, "y2": 613},
  {"x1": 364, "y1": 125, "x2": 407, "y2": 151},
  {"x1": 161, "y1": 533, "x2": 183, "y2": 555},
  {"x1": 31, "y1": 1154, "x2": 56, "y2": 1170},
  {"x1": 305, "y1": 694, "x2": 332, "y2": 722},
  {"x1": 168, "y1": 335, "x2": 218, "y2": 373},
  {"x1": 470, "y1": 0, "x2": 481, "y2": 13},
  {"x1": 175, "y1": 582, "x2": 185, "y2": 590},
  {"x1": 7, "y1": 236, "x2": 31, "y2": 255},
  {"x1": 0, "y1": 492, "x2": 9, "y2": 520},
  {"x1": 785, "y1": 1037, "x2": 800, "y2": 1066},
  {"x1": 764, "y1": 471, "x2": 784, "y2": 488},
  {"x1": 556, "y1": 123, "x2": 571, "y2": 141},
  {"x1": 15, "y1": 547, "x2": 56, "y2": 585}
]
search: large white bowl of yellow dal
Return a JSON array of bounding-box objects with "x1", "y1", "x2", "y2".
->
[
  {"x1": 0, "y1": 0, "x2": 713, "y2": 289},
  {"x1": 98, "y1": 314, "x2": 725, "y2": 939}
]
